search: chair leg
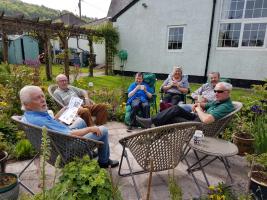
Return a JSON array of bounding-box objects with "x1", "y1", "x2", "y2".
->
[
  {"x1": 118, "y1": 146, "x2": 142, "y2": 200},
  {"x1": 18, "y1": 152, "x2": 40, "y2": 195}
]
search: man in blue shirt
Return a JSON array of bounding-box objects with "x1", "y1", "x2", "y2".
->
[
  {"x1": 127, "y1": 72, "x2": 153, "y2": 130},
  {"x1": 19, "y1": 85, "x2": 119, "y2": 168}
]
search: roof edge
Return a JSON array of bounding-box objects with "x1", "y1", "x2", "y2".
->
[{"x1": 111, "y1": 0, "x2": 139, "y2": 22}]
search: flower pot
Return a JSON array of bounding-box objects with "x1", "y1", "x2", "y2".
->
[
  {"x1": 0, "y1": 173, "x2": 19, "y2": 200},
  {"x1": 250, "y1": 171, "x2": 267, "y2": 200},
  {"x1": 0, "y1": 151, "x2": 8, "y2": 173},
  {"x1": 232, "y1": 134, "x2": 254, "y2": 156}
]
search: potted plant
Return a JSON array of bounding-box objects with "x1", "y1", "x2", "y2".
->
[
  {"x1": 0, "y1": 173, "x2": 19, "y2": 200},
  {"x1": 232, "y1": 114, "x2": 255, "y2": 155},
  {"x1": 246, "y1": 101, "x2": 267, "y2": 199},
  {"x1": 247, "y1": 153, "x2": 267, "y2": 200}
]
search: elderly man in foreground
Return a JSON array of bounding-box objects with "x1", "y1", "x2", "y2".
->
[
  {"x1": 137, "y1": 82, "x2": 234, "y2": 128},
  {"x1": 19, "y1": 85, "x2": 119, "y2": 168},
  {"x1": 53, "y1": 74, "x2": 108, "y2": 127}
]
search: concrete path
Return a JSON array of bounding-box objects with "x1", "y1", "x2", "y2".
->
[{"x1": 6, "y1": 121, "x2": 249, "y2": 200}]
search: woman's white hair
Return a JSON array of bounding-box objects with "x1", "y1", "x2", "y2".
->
[
  {"x1": 20, "y1": 85, "x2": 42, "y2": 110},
  {"x1": 171, "y1": 66, "x2": 183, "y2": 76}
]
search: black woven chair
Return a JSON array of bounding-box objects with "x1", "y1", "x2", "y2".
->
[
  {"x1": 11, "y1": 115, "x2": 103, "y2": 195},
  {"x1": 118, "y1": 122, "x2": 201, "y2": 199}
]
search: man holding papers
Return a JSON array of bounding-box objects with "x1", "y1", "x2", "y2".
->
[
  {"x1": 19, "y1": 85, "x2": 119, "y2": 168},
  {"x1": 53, "y1": 74, "x2": 108, "y2": 127}
]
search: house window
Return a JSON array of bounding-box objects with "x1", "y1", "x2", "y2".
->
[
  {"x1": 168, "y1": 26, "x2": 184, "y2": 50},
  {"x1": 218, "y1": 0, "x2": 267, "y2": 48},
  {"x1": 218, "y1": 23, "x2": 241, "y2": 47},
  {"x1": 242, "y1": 23, "x2": 267, "y2": 46}
]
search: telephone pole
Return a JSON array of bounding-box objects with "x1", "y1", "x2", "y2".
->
[{"x1": 78, "y1": 0, "x2": 81, "y2": 18}]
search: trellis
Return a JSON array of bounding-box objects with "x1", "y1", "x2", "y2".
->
[{"x1": 0, "y1": 12, "x2": 103, "y2": 80}]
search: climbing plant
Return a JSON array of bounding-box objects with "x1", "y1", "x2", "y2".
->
[{"x1": 92, "y1": 22, "x2": 119, "y2": 75}]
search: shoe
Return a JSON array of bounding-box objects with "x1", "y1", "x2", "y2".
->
[
  {"x1": 91, "y1": 150, "x2": 98, "y2": 158},
  {"x1": 98, "y1": 159, "x2": 119, "y2": 168},
  {"x1": 127, "y1": 126, "x2": 133, "y2": 132},
  {"x1": 136, "y1": 116, "x2": 152, "y2": 128}
]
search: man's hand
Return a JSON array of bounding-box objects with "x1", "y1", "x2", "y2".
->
[{"x1": 90, "y1": 126, "x2": 102, "y2": 136}]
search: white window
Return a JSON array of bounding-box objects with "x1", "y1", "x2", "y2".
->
[
  {"x1": 218, "y1": 0, "x2": 267, "y2": 48},
  {"x1": 167, "y1": 26, "x2": 184, "y2": 50}
]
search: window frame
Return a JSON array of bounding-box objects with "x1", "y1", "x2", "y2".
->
[
  {"x1": 217, "y1": 0, "x2": 267, "y2": 50},
  {"x1": 167, "y1": 25, "x2": 185, "y2": 52}
]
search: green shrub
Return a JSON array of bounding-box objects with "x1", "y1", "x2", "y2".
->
[
  {"x1": 35, "y1": 155, "x2": 122, "y2": 200},
  {"x1": 14, "y1": 139, "x2": 34, "y2": 160}
]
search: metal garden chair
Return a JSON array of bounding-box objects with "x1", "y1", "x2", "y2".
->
[
  {"x1": 118, "y1": 122, "x2": 201, "y2": 199},
  {"x1": 11, "y1": 115, "x2": 103, "y2": 195}
]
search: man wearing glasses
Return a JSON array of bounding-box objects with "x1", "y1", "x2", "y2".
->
[{"x1": 136, "y1": 82, "x2": 234, "y2": 128}]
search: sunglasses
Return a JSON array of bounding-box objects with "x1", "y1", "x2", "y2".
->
[{"x1": 214, "y1": 90, "x2": 227, "y2": 93}]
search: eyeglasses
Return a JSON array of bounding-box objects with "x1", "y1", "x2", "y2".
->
[{"x1": 214, "y1": 90, "x2": 227, "y2": 93}]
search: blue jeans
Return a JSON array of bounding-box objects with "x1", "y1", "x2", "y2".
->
[
  {"x1": 179, "y1": 104, "x2": 193, "y2": 112},
  {"x1": 69, "y1": 118, "x2": 110, "y2": 164}
]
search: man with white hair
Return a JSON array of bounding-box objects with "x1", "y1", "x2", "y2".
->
[
  {"x1": 137, "y1": 82, "x2": 234, "y2": 128},
  {"x1": 53, "y1": 74, "x2": 108, "y2": 127},
  {"x1": 19, "y1": 85, "x2": 119, "y2": 168}
]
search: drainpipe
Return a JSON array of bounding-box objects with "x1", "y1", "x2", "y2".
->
[{"x1": 203, "y1": 0, "x2": 216, "y2": 82}]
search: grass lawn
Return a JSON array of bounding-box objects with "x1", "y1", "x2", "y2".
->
[
  {"x1": 37, "y1": 65, "x2": 256, "y2": 105},
  {"x1": 78, "y1": 74, "x2": 254, "y2": 104}
]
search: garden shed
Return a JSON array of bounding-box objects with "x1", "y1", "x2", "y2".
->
[{"x1": 7, "y1": 35, "x2": 39, "y2": 64}]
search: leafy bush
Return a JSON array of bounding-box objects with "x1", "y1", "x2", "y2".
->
[
  {"x1": 35, "y1": 155, "x2": 122, "y2": 200},
  {"x1": 14, "y1": 139, "x2": 35, "y2": 160}
]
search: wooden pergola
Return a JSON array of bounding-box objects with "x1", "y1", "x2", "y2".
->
[{"x1": 0, "y1": 12, "x2": 103, "y2": 80}]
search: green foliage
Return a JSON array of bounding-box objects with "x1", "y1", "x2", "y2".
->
[
  {"x1": 207, "y1": 182, "x2": 237, "y2": 200},
  {"x1": 37, "y1": 155, "x2": 122, "y2": 200},
  {"x1": 0, "y1": 64, "x2": 36, "y2": 116},
  {"x1": 14, "y1": 139, "x2": 34, "y2": 160},
  {"x1": 168, "y1": 176, "x2": 183, "y2": 200},
  {"x1": 0, "y1": 0, "x2": 93, "y2": 22}
]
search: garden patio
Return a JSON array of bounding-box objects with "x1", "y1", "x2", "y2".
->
[
  {"x1": 6, "y1": 120, "x2": 250, "y2": 200},
  {"x1": 0, "y1": 65, "x2": 266, "y2": 200}
]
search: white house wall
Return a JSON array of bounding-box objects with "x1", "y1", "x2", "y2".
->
[
  {"x1": 113, "y1": 0, "x2": 267, "y2": 81},
  {"x1": 208, "y1": 0, "x2": 267, "y2": 81},
  {"x1": 113, "y1": 0, "x2": 214, "y2": 76}
]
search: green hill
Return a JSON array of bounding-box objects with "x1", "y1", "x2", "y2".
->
[{"x1": 0, "y1": 0, "x2": 93, "y2": 22}]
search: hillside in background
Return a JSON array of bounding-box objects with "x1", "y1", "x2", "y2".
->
[{"x1": 0, "y1": 0, "x2": 93, "y2": 22}]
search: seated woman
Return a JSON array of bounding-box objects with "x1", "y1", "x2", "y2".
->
[{"x1": 161, "y1": 66, "x2": 189, "y2": 105}]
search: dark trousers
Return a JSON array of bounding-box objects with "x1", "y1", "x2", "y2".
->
[
  {"x1": 152, "y1": 105, "x2": 199, "y2": 126},
  {"x1": 130, "y1": 99, "x2": 150, "y2": 126},
  {"x1": 163, "y1": 93, "x2": 182, "y2": 105}
]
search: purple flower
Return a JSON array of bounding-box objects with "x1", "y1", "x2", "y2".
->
[{"x1": 251, "y1": 105, "x2": 264, "y2": 114}]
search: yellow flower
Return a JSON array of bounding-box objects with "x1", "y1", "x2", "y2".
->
[
  {"x1": 0, "y1": 101, "x2": 8, "y2": 107},
  {"x1": 208, "y1": 185, "x2": 215, "y2": 191}
]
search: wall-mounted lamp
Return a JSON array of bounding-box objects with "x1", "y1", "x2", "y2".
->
[{"x1": 142, "y1": 3, "x2": 148, "y2": 8}]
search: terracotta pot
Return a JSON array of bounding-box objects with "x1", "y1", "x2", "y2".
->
[
  {"x1": 250, "y1": 171, "x2": 267, "y2": 200},
  {"x1": 0, "y1": 151, "x2": 8, "y2": 173},
  {"x1": 232, "y1": 134, "x2": 254, "y2": 156}
]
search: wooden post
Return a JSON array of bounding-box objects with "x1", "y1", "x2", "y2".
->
[
  {"x1": 88, "y1": 35, "x2": 94, "y2": 77},
  {"x1": 2, "y1": 32, "x2": 8, "y2": 63},
  {"x1": 44, "y1": 34, "x2": 52, "y2": 81},
  {"x1": 59, "y1": 33, "x2": 69, "y2": 80}
]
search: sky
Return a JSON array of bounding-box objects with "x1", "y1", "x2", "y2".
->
[{"x1": 21, "y1": 0, "x2": 112, "y2": 18}]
